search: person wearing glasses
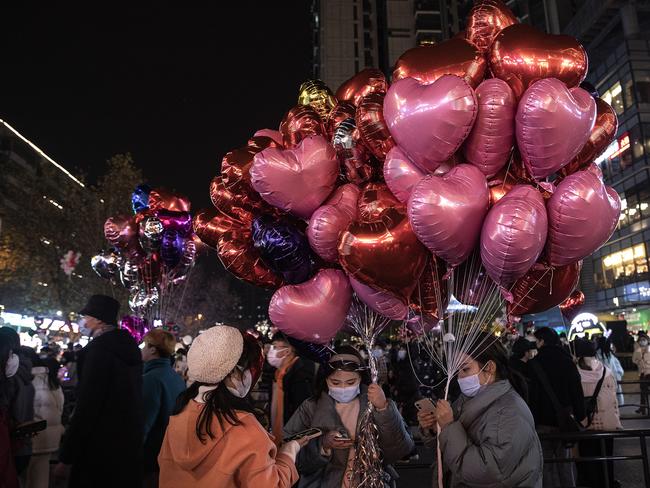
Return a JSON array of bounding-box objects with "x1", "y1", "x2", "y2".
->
[{"x1": 283, "y1": 346, "x2": 414, "y2": 487}]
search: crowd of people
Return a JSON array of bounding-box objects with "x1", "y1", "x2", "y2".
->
[{"x1": 0, "y1": 293, "x2": 648, "y2": 488}]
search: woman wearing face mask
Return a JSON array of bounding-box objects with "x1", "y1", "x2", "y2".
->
[
  {"x1": 418, "y1": 332, "x2": 542, "y2": 488},
  {"x1": 633, "y1": 334, "x2": 650, "y2": 414},
  {"x1": 158, "y1": 326, "x2": 305, "y2": 488},
  {"x1": 283, "y1": 346, "x2": 414, "y2": 487},
  {"x1": 1, "y1": 336, "x2": 19, "y2": 488}
]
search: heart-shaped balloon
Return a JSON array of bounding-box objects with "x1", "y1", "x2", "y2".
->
[
  {"x1": 508, "y1": 261, "x2": 582, "y2": 316},
  {"x1": 193, "y1": 208, "x2": 235, "y2": 249},
  {"x1": 148, "y1": 188, "x2": 191, "y2": 213},
  {"x1": 462, "y1": 78, "x2": 516, "y2": 178},
  {"x1": 408, "y1": 164, "x2": 489, "y2": 266},
  {"x1": 336, "y1": 68, "x2": 388, "y2": 107},
  {"x1": 356, "y1": 92, "x2": 394, "y2": 161},
  {"x1": 269, "y1": 269, "x2": 352, "y2": 344},
  {"x1": 156, "y1": 209, "x2": 193, "y2": 237},
  {"x1": 559, "y1": 98, "x2": 618, "y2": 177},
  {"x1": 327, "y1": 102, "x2": 356, "y2": 137},
  {"x1": 383, "y1": 146, "x2": 426, "y2": 203},
  {"x1": 251, "y1": 135, "x2": 339, "y2": 219},
  {"x1": 210, "y1": 176, "x2": 260, "y2": 224},
  {"x1": 516, "y1": 78, "x2": 596, "y2": 180},
  {"x1": 490, "y1": 24, "x2": 588, "y2": 98},
  {"x1": 338, "y1": 207, "x2": 427, "y2": 301},
  {"x1": 252, "y1": 129, "x2": 283, "y2": 146},
  {"x1": 559, "y1": 290, "x2": 586, "y2": 322},
  {"x1": 393, "y1": 39, "x2": 487, "y2": 88},
  {"x1": 480, "y1": 185, "x2": 548, "y2": 287},
  {"x1": 279, "y1": 105, "x2": 326, "y2": 148},
  {"x1": 104, "y1": 215, "x2": 139, "y2": 251},
  {"x1": 307, "y1": 184, "x2": 360, "y2": 263},
  {"x1": 410, "y1": 256, "x2": 449, "y2": 321},
  {"x1": 465, "y1": 0, "x2": 518, "y2": 54},
  {"x1": 384, "y1": 75, "x2": 477, "y2": 172},
  {"x1": 349, "y1": 276, "x2": 408, "y2": 320},
  {"x1": 546, "y1": 170, "x2": 621, "y2": 267},
  {"x1": 357, "y1": 182, "x2": 401, "y2": 222}
]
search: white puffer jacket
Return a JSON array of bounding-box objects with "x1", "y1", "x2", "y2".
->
[
  {"x1": 578, "y1": 360, "x2": 622, "y2": 432},
  {"x1": 633, "y1": 346, "x2": 650, "y2": 376},
  {"x1": 31, "y1": 366, "x2": 65, "y2": 454}
]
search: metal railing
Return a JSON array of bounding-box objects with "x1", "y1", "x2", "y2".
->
[
  {"x1": 618, "y1": 379, "x2": 650, "y2": 420},
  {"x1": 539, "y1": 428, "x2": 650, "y2": 488}
]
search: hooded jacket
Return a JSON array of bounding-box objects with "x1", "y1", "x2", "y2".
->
[
  {"x1": 435, "y1": 380, "x2": 543, "y2": 488},
  {"x1": 59, "y1": 328, "x2": 143, "y2": 488},
  {"x1": 578, "y1": 360, "x2": 622, "y2": 431},
  {"x1": 158, "y1": 401, "x2": 298, "y2": 488},
  {"x1": 30, "y1": 366, "x2": 64, "y2": 454}
]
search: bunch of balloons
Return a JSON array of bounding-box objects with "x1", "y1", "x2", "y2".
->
[
  {"x1": 195, "y1": 0, "x2": 621, "y2": 343},
  {"x1": 92, "y1": 185, "x2": 197, "y2": 319}
]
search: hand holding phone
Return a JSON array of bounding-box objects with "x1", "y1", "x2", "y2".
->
[
  {"x1": 323, "y1": 430, "x2": 354, "y2": 450},
  {"x1": 283, "y1": 428, "x2": 322, "y2": 444},
  {"x1": 414, "y1": 398, "x2": 437, "y2": 414}
]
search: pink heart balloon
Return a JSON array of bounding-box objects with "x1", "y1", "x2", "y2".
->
[
  {"x1": 383, "y1": 146, "x2": 425, "y2": 203},
  {"x1": 384, "y1": 75, "x2": 478, "y2": 173},
  {"x1": 251, "y1": 136, "x2": 339, "y2": 218},
  {"x1": 516, "y1": 78, "x2": 596, "y2": 180},
  {"x1": 349, "y1": 276, "x2": 408, "y2": 320},
  {"x1": 408, "y1": 164, "x2": 489, "y2": 266},
  {"x1": 324, "y1": 183, "x2": 361, "y2": 220},
  {"x1": 546, "y1": 170, "x2": 620, "y2": 266},
  {"x1": 480, "y1": 185, "x2": 548, "y2": 287},
  {"x1": 462, "y1": 78, "x2": 516, "y2": 178},
  {"x1": 253, "y1": 129, "x2": 283, "y2": 146},
  {"x1": 269, "y1": 269, "x2": 352, "y2": 344}
]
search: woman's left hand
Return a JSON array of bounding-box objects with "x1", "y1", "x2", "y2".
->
[
  {"x1": 435, "y1": 400, "x2": 454, "y2": 429},
  {"x1": 368, "y1": 383, "x2": 388, "y2": 410}
]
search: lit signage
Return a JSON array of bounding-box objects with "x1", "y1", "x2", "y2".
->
[
  {"x1": 569, "y1": 313, "x2": 606, "y2": 341},
  {"x1": 595, "y1": 131, "x2": 630, "y2": 164}
]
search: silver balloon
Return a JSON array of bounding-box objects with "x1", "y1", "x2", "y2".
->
[
  {"x1": 332, "y1": 118, "x2": 372, "y2": 184},
  {"x1": 139, "y1": 217, "x2": 164, "y2": 254},
  {"x1": 120, "y1": 260, "x2": 140, "y2": 289},
  {"x1": 91, "y1": 251, "x2": 120, "y2": 280},
  {"x1": 128, "y1": 286, "x2": 159, "y2": 312}
]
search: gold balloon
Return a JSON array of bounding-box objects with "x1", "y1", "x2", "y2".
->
[{"x1": 298, "y1": 79, "x2": 337, "y2": 121}]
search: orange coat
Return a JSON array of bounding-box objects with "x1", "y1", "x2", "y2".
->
[{"x1": 158, "y1": 401, "x2": 298, "y2": 488}]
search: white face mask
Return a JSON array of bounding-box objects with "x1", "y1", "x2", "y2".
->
[
  {"x1": 371, "y1": 348, "x2": 383, "y2": 359},
  {"x1": 78, "y1": 317, "x2": 92, "y2": 337},
  {"x1": 227, "y1": 368, "x2": 253, "y2": 398},
  {"x1": 267, "y1": 346, "x2": 288, "y2": 368},
  {"x1": 458, "y1": 363, "x2": 489, "y2": 398},
  {"x1": 640, "y1": 340, "x2": 649, "y2": 348},
  {"x1": 328, "y1": 384, "x2": 360, "y2": 403},
  {"x1": 397, "y1": 350, "x2": 407, "y2": 361},
  {"x1": 5, "y1": 353, "x2": 19, "y2": 378}
]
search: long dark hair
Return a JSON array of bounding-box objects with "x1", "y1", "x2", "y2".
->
[
  {"x1": 312, "y1": 345, "x2": 371, "y2": 400},
  {"x1": 596, "y1": 336, "x2": 612, "y2": 359},
  {"x1": 469, "y1": 332, "x2": 528, "y2": 400},
  {"x1": 173, "y1": 333, "x2": 259, "y2": 443}
]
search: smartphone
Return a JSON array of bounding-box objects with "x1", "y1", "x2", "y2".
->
[
  {"x1": 415, "y1": 398, "x2": 437, "y2": 414},
  {"x1": 13, "y1": 420, "x2": 47, "y2": 439},
  {"x1": 284, "y1": 428, "x2": 323, "y2": 443},
  {"x1": 335, "y1": 431, "x2": 350, "y2": 441}
]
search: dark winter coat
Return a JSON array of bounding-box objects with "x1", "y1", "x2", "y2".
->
[
  {"x1": 142, "y1": 358, "x2": 186, "y2": 473},
  {"x1": 8, "y1": 354, "x2": 35, "y2": 458},
  {"x1": 59, "y1": 329, "x2": 144, "y2": 488},
  {"x1": 528, "y1": 345, "x2": 586, "y2": 427}
]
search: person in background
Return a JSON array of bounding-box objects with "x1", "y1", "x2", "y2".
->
[
  {"x1": 596, "y1": 336, "x2": 625, "y2": 407},
  {"x1": 371, "y1": 340, "x2": 389, "y2": 392},
  {"x1": 173, "y1": 347, "x2": 189, "y2": 382},
  {"x1": 529, "y1": 327, "x2": 585, "y2": 488},
  {"x1": 0, "y1": 327, "x2": 35, "y2": 479},
  {"x1": 392, "y1": 343, "x2": 420, "y2": 425},
  {"x1": 54, "y1": 295, "x2": 143, "y2": 488},
  {"x1": 632, "y1": 334, "x2": 650, "y2": 414},
  {"x1": 284, "y1": 346, "x2": 414, "y2": 487},
  {"x1": 508, "y1": 338, "x2": 537, "y2": 402},
  {"x1": 575, "y1": 339, "x2": 622, "y2": 488},
  {"x1": 23, "y1": 350, "x2": 64, "y2": 488},
  {"x1": 267, "y1": 332, "x2": 316, "y2": 445},
  {"x1": 0, "y1": 332, "x2": 19, "y2": 488},
  {"x1": 158, "y1": 325, "x2": 303, "y2": 487},
  {"x1": 141, "y1": 329, "x2": 186, "y2": 488}
]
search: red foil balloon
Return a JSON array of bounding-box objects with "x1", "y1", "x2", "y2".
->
[
  {"x1": 465, "y1": 0, "x2": 518, "y2": 54},
  {"x1": 508, "y1": 261, "x2": 582, "y2": 316},
  {"x1": 148, "y1": 188, "x2": 191, "y2": 213},
  {"x1": 490, "y1": 23, "x2": 588, "y2": 99},
  {"x1": 104, "y1": 215, "x2": 138, "y2": 249},
  {"x1": 335, "y1": 68, "x2": 388, "y2": 107},
  {"x1": 410, "y1": 256, "x2": 449, "y2": 320},
  {"x1": 279, "y1": 105, "x2": 326, "y2": 148},
  {"x1": 327, "y1": 101, "x2": 356, "y2": 137},
  {"x1": 251, "y1": 129, "x2": 283, "y2": 146},
  {"x1": 210, "y1": 176, "x2": 269, "y2": 224},
  {"x1": 220, "y1": 146, "x2": 261, "y2": 197},
  {"x1": 393, "y1": 39, "x2": 487, "y2": 89},
  {"x1": 559, "y1": 98, "x2": 618, "y2": 177},
  {"x1": 338, "y1": 207, "x2": 428, "y2": 302},
  {"x1": 193, "y1": 208, "x2": 237, "y2": 249},
  {"x1": 559, "y1": 290, "x2": 586, "y2": 323},
  {"x1": 358, "y1": 182, "x2": 401, "y2": 222},
  {"x1": 487, "y1": 167, "x2": 522, "y2": 206},
  {"x1": 355, "y1": 92, "x2": 394, "y2": 161},
  {"x1": 332, "y1": 117, "x2": 373, "y2": 185}
]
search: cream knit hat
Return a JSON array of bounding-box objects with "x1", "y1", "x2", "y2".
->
[{"x1": 187, "y1": 325, "x2": 243, "y2": 384}]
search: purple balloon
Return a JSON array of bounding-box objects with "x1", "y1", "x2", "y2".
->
[
  {"x1": 516, "y1": 78, "x2": 596, "y2": 180},
  {"x1": 120, "y1": 315, "x2": 151, "y2": 343},
  {"x1": 462, "y1": 78, "x2": 516, "y2": 178},
  {"x1": 408, "y1": 164, "x2": 489, "y2": 267},
  {"x1": 269, "y1": 269, "x2": 352, "y2": 344},
  {"x1": 480, "y1": 185, "x2": 548, "y2": 287},
  {"x1": 383, "y1": 146, "x2": 426, "y2": 203},
  {"x1": 349, "y1": 276, "x2": 408, "y2": 320},
  {"x1": 384, "y1": 75, "x2": 477, "y2": 173},
  {"x1": 156, "y1": 210, "x2": 193, "y2": 237},
  {"x1": 161, "y1": 230, "x2": 184, "y2": 268},
  {"x1": 546, "y1": 170, "x2": 620, "y2": 266}
]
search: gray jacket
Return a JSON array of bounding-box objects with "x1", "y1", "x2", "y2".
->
[
  {"x1": 284, "y1": 385, "x2": 414, "y2": 488},
  {"x1": 428, "y1": 380, "x2": 543, "y2": 488}
]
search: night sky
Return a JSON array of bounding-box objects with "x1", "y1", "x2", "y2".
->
[{"x1": 1, "y1": 4, "x2": 313, "y2": 209}]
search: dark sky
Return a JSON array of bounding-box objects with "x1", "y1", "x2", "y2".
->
[{"x1": 1, "y1": 4, "x2": 313, "y2": 209}]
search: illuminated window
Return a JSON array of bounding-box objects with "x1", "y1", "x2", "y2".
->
[
  {"x1": 602, "y1": 82, "x2": 625, "y2": 115},
  {"x1": 602, "y1": 244, "x2": 649, "y2": 286}
]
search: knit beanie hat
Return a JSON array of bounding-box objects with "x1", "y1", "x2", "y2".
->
[{"x1": 187, "y1": 325, "x2": 243, "y2": 384}]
